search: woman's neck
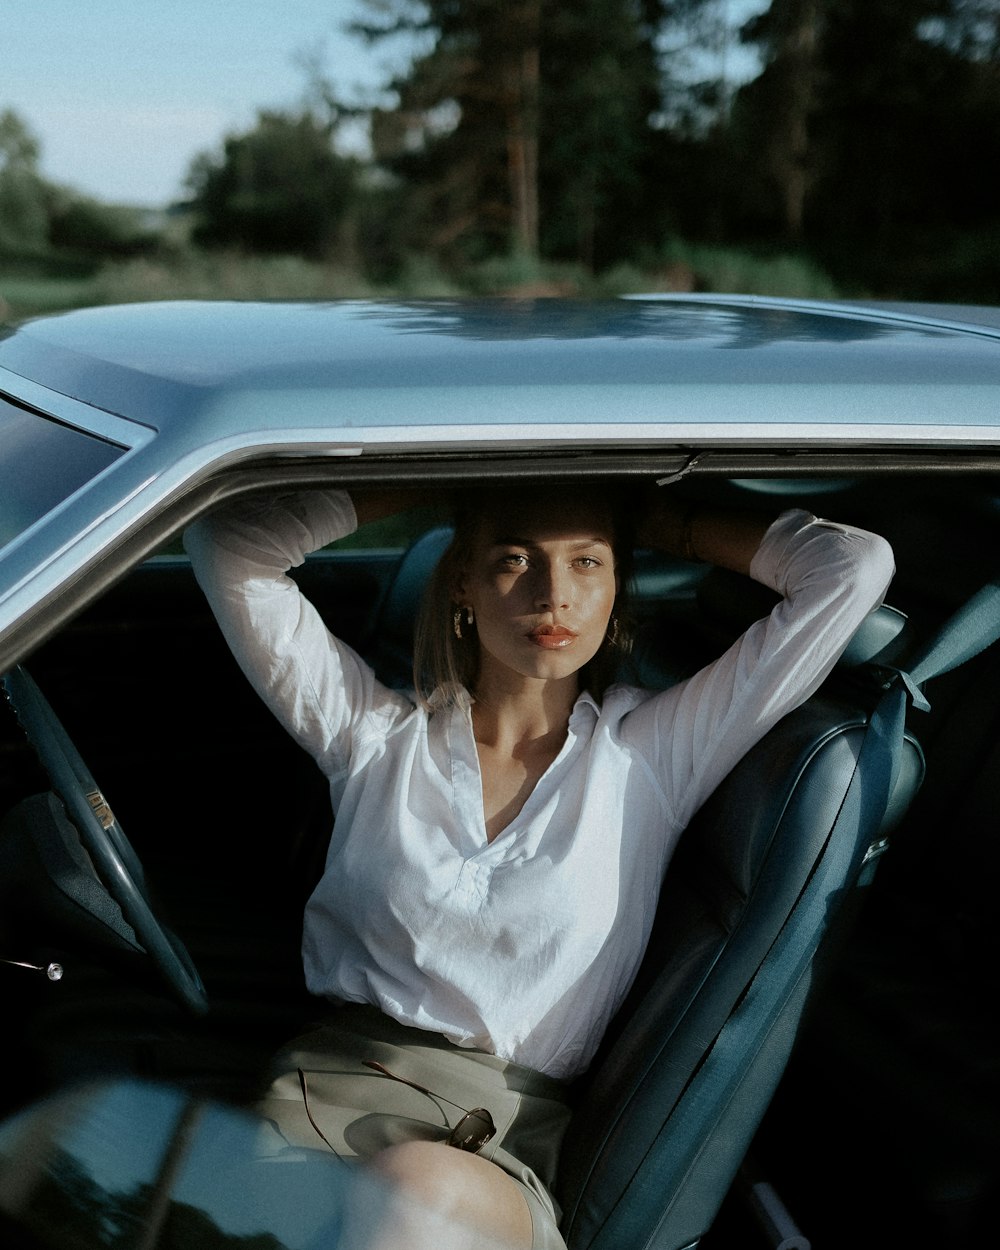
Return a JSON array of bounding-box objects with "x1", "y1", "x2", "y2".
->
[
  {"x1": 470, "y1": 670, "x2": 579, "y2": 748},
  {"x1": 470, "y1": 679, "x2": 578, "y2": 842}
]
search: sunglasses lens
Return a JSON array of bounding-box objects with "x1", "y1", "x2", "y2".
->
[{"x1": 448, "y1": 1109, "x2": 496, "y2": 1152}]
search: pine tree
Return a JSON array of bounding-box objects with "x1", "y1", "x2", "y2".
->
[{"x1": 356, "y1": 0, "x2": 667, "y2": 271}]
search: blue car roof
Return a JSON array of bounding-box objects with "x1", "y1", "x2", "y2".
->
[{"x1": 3, "y1": 295, "x2": 1000, "y2": 438}]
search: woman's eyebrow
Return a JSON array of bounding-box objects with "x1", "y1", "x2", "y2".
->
[{"x1": 487, "y1": 535, "x2": 613, "y2": 549}]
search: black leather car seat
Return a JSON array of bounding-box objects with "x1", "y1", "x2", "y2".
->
[{"x1": 556, "y1": 677, "x2": 920, "y2": 1249}]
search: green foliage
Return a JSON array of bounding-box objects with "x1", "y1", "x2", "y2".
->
[
  {"x1": 731, "y1": 0, "x2": 1000, "y2": 296},
  {"x1": 0, "y1": 169, "x2": 49, "y2": 251},
  {"x1": 90, "y1": 252, "x2": 379, "y2": 303},
  {"x1": 463, "y1": 251, "x2": 590, "y2": 296},
  {"x1": 537, "y1": 0, "x2": 664, "y2": 268},
  {"x1": 48, "y1": 196, "x2": 160, "y2": 258},
  {"x1": 186, "y1": 109, "x2": 357, "y2": 259},
  {"x1": 358, "y1": 0, "x2": 666, "y2": 272},
  {"x1": 363, "y1": 0, "x2": 541, "y2": 267},
  {"x1": 389, "y1": 252, "x2": 466, "y2": 296},
  {"x1": 336, "y1": 506, "x2": 451, "y2": 552},
  {"x1": 659, "y1": 241, "x2": 842, "y2": 298},
  {"x1": 0, "y1": 109, "x2": 49, "y2": 251},
  {"x1": 0, "y1": 107, "x2": 41, "y2": 168},
  {"x1": 0, "y1": 274, "x2": 97, "y2": 321},
  {"x1": 1, "y1": 240, "x2": 847, "y2": 326},
  {"x1": 0, "y1": 107, "x2": 161, "y2": 263}
]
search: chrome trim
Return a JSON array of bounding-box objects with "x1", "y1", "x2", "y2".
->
[
  {"x1": 249, "y1": 422, "x2": 1000, "y2": 451},
  {"x1": 0, "y1": 366, "x2": 156, "y2": 448},
  {"x1": 863, "y1": 836, "x2": 891, "y2": 864}
]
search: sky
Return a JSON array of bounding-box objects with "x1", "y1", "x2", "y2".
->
[{"x1": 2, "y1": 0, "x2": 405, "y2": 207}]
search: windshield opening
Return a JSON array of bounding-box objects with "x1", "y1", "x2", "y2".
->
[{"x1": 0, "y1": 396, "x2": 124, "y2": 555}]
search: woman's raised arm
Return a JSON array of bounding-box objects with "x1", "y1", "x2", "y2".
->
[
  {"x1": 637, "y1": 491, "x2": 772, "y2": 576},
  {"x1": 351, "y1": 486, "x2": 440, "y2": 529}
]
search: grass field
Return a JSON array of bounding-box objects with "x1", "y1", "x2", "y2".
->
[{"x1": 1, "y1": 244, "x2": 847, "y2": 323}]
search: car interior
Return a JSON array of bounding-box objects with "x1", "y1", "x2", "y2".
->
[{"x1": 1, "y1": 466, "x2": 998, "y2": 1249}]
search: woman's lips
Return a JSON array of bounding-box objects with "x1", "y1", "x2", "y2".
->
[{"x1": 526, "y1": 625, "x2": 578, "y2": 649}]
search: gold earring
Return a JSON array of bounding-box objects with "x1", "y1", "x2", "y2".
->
[{"x1": 454, "y1": 606, "x2": 474, "y2": 639}]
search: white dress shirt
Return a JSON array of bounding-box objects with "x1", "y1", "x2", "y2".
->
[{"x1": 184, "y1": 493, "x2": 893, "y2": 1079}]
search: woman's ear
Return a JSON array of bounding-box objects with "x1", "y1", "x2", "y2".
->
[{"x1": 451, "y1": 568, "x2": 468, "y2": 605}]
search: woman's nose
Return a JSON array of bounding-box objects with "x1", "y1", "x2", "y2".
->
[{"x1": 534, "y1": 563, "x2": 570, "y2": 610}]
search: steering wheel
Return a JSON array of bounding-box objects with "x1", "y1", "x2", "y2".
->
[{"x1": 2, "y1": 664, "x2": 208, "y2": 1015}]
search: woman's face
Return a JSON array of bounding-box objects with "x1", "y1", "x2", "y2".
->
[{"x1": 455, "y1": 495, "x2": 619, "y2": 693}]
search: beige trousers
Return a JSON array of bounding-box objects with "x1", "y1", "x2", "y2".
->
[{"x1": 254, "y1": 1004, "x2": 573, "y2": 1249}]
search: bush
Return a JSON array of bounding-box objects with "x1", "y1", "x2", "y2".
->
[
  {"x1": 658, "y1": 241, "x2": 843, "y2": 300},
  {"x1": 2, "y1": 238, "x2": 850, "y2": 324},
  {"x1": 48, "y1": 197, "x2": 160, "y2": 258},
  {"x1": 464, "y1": 253, "x2": 591, "y2": 297},
  {"x1": 90, "y1": 252, "x2": 378, "y2": 304}
]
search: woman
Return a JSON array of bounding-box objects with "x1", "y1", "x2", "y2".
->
[{"x1": 184, "y1": 481, "x2": 893, "y2": 1249}]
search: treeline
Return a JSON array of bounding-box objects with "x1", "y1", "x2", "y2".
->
[
  {"x1": 0, "y1": 111, "x2": 161, "y2": 261},
  {"x1": 3, "y1": 0, "x2": 999, "y2": 306}
]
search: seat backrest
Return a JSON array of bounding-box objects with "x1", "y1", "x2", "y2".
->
[{"x1": 555, "y1": 684, "x2": 923, "y2": 1249}]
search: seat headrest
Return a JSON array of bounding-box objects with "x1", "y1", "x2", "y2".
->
[
  {"x1": 377, "y1": 526, "x2": 454, "y2": 644},
  {"x1": 696, "y1": 568, "x2": 909, "y2": 668},
  {"x1": 366, "y1": 526, "x2": 454, "y2": 688}
]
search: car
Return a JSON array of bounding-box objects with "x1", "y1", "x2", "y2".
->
[{"x1": 1, "y1": 293, "x2": 999, "y2": 1250}]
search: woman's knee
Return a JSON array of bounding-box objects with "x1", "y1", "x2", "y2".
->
[
  {"x1": 368, "y1": 1140, "x2": 533, "y2": 1247},
  {"x1": 370, "y1": 1140, "x2": 470, "y2": 1212}
]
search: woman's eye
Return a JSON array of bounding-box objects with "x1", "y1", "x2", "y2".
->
[
  {"x1": 499, "y1": 553, "x2": 528, "y2": 569},
  {"x1": 575, "y1": 556, "x2": 602, "y2": 569}
]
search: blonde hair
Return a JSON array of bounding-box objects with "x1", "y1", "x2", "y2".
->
[{"x1": 412, "y1": 486, "x2": 635, "y2": 711}]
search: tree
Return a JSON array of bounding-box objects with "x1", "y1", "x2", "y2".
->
[
  {"x1": 47, "y1": 194, "x2": 160, "y2": 258},
  {"x1": 358, "y1": 1, "x2": 542, "y2": 265},
  {"x1": 186, "y1": 108, "x2": 357, "y2": 258},
  {"x1": 0, "y1": 108, "x2": 49, "y2": 252},
  {"x1": 0, "y1": 107, "x2": 41, "y2": 169},
  {"x1": 356, "y1": 0, "x2": 668, "y2": 271},
  {"x1": 810, "y1": 0, "x2": 1000, "y2": 295},
  {"x1": 734, "y1": 0, "x2": 825, "y2": 239},
  {"x1": 728, "y1": 0, "x2": 1000, "y2": 297},
  {"x1": 538, "y1": 1, "x2": 665, "y2": 268}
]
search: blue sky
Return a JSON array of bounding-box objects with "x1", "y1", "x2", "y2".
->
[{"x1": 2, "y1": 0, "x2": 402, "y2": 206}]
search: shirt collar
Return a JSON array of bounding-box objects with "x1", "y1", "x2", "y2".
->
[{"x1": 569, "y1": 689, "x2": 601, "y2": 731}]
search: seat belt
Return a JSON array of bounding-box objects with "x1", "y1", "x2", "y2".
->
[
  {"x1": 876, "y1": 577, "x2": 1000, "y2": 796},
  {"x1": 902, "y1": 579, "x2": 1000, "y2": 695}
]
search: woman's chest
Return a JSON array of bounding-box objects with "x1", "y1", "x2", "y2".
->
[{"x1": 334, "y1": 712, "x2": 670, "y2": 878}]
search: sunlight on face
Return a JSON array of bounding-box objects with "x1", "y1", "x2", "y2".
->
[{"x1": 457, "y1": 495, "x2": 620, "y2": 693}]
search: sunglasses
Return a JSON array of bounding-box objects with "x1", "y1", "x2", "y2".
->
[{"x1": 297, "y1": 1060, "x2": 497, "y2": 1154}]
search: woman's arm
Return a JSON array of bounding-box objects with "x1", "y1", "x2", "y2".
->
[
  {"x1": 637, "y1": 492, "x2": 772, "y2": 575},
  {"x1": 351, "y1": 486, "x2": 438, "y2": 529},
  {"x1": 183, "y1": 488, "x2": 420, "y2": 771},
  {"x1": 625, "y1": 507, "x2": 895, "y2": 832}
]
